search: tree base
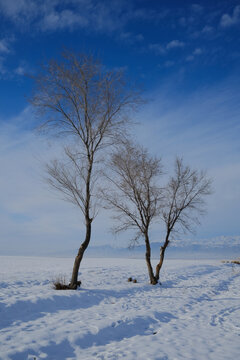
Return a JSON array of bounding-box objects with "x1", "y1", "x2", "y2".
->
[
  {"x1": 53, "y1": 280, "x2": 81, "y2": 290},
  {"x1": 150, "y1": 278, "x2": 158, "y2": 285}
]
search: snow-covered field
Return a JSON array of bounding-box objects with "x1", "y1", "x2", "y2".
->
[{"x1": 0, "y1": 256, "x2": 239, "y2": 360}]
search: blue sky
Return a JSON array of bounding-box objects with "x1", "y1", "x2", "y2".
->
[{"x1": 0, "y1": 0, "x2": 240, "y2": 255}]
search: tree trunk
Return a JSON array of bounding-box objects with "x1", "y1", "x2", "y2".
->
[
  {"x1": 155, "y1": 234, "x2": 170, "y2": 282},
  {"x1": 69, "y1": 155, "x2": 93, "y2": 289},
  {"x1": 69, "y1": 217, "x2": 92, "y2": 289},
  {"x1": 144, "y1": 233, "x2": 157, "y2": 285}
]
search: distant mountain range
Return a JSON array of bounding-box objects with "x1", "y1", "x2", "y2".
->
[
  {"x1": 85, "y1": 236, "x2": 240, "y2": 260},
  {"x1": 2, "y1": 236, "x2": 240, "y2": 259}
]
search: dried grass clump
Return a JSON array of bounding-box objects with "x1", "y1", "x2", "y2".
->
[
  {"x1": 222, "y1": 258, "x2": 240, "y2": 265},
  {"x1": 53, "y1": 275, "x2": 69, "y2": 290},
  {"x1": 54, "y1": 281, "x2": 70, "y2": 290},
  {"x1": 52, "y1": 276, "x2": 81, "y2": 290}
]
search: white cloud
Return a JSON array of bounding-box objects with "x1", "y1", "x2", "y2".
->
[
  {"x1": 0, "y1": 56, "x2": 6, "y2": 75},
  {"x1": 131, "y1": 7, "x2": 168, "y2": 22},
  {"x1": 0, "y1": 113, "x2": 88, "y2": 254},
  {"x1": 119, "y1": 32, "x2": 144, "y2": 44},
  {"x1": 164, "y1": 60, "x2": 175, "y2": 68},
  {"x1": 166, "y1": 40, "x2": 185, "y2": 50},
  {"x1": 0, "y1": 106, "x2": 126, "y2": 254},
  {"x1": 149, "y1": 40, "x2": 185, "y2": 55},
  {"x1": 190, "y1": 25, "x2": 214, "y2": 39},
  {"x1": 0, "y1": 0, "x2": 27, "y2": 17},
  {"x1": 40, "y1": 9, "x2": 88, "y2": 31},
  {"x1": 149, "y1": 43, "x2": 166, "y2": 55},
  {"x1": 193, "y1": 47, "x2": 203, "y2": 55},
  {"x1": 186, "y1": 47, "x2": 203, "y2": 61},
  {"x1": 0, "y1": 0, "x2": 139, "y2": 35},
  {"x1": 191, "y1": 4, "x2": 203, "y2": 13},
  {"x1": 201, "y1": 25, "x2": 213, "y2": 34},
  {"x1": 0, "y1": 39, "x2": 10, "y2": 54},
  {"x1": 0, "y1": 0, "x2": 39, "y2": 24},
  {"x1": 134, "y1": 76, "x2": 240, "y2": 238},
  {"x1": 0, "y1": 0, "x2": 114, "y2": 32},
  {"x1": 179, "y1": 17, "x2": 186, "y2": 27},
  {"x1": 14, "y1": 65, "x2": 25, "y2": 75},
  {"x1": 0, "y1": 43, "x2": 11, "y2": 74},
  {"x1": 14, "y1": 61, "x2": 31, "y2": 76},
  {"x1": 186, "y1": 55, "x2": 194, "y2": 62},
  {"x1": 220, "y1": 5, "x2": 240, "y2": 27}
]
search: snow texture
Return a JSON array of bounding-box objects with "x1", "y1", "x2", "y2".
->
[{"x1": 0, "y1": 256, "x2": 239, "y2": 359}]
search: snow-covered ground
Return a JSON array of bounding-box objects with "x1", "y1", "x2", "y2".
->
[{"x1": 0, "y1": 256, "x2": 239, "y2": 360}]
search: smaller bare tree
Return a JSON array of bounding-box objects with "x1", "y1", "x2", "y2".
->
[
  {"x1": 155, "y1": 158, "x2": 212, "y2": 282},
  {"x1": 103, "y1": 141, "x2": 163, "y2": 284},
  {"x1": 104, "y1": 150, "x2": 212, "y2": 285}
]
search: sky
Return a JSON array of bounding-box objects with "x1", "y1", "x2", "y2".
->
[{"x1": 0, "y1": 0, "x2": 240, "y2": 255}]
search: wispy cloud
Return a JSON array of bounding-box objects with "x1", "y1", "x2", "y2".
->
[
  {"x1": 119, "y1": 31, "x2": 144, "y2": 44},
  {"x1": 163, "y1": 60, "x2": 175, "y2": 68},
  {"x1": 0, "y1": 0, "x2": 166, "y2": 36},
  {"x1": 0, "y1": 0, "x2": 39, "y2": 25},
  {"x1": 201, "y1": 25, "x2": 214, "y2": 34},
  {"x1": 193, "y1": 48, "x2": 203, "y2": 55},
  {"x1": 186, "y1": 47, "x2": 203, "y2": 61},
  {"x1": 134, "y1": 75, "x2": 240, "y2": 237},
  {"x1": 0, "y1": 57, "x2": 5, "y2": 74},
  {"x1": 131, "y1": 7, "x2": 169, "y2": 22},
  {"x1": 191, "y1": 25, "x2": 215, "y2": 39},
  {"x1": 191, "y1": 4, "x2": 203, "y2": 14},
  {"x1": 0, "y1": 0, "x2": 122, "y2": 33},
  {"x1": 149, "y1": 43, "x2": 165, "y2": 55},
  {"x1": 149, "y1": 39, "x2": 185, "y2": 55},
  {"x1": 0, "y1": 39, "x2": 11, "y2": 54},
  {"x1": 166, "y1": 40, "x2": 185, "y2": 50},
  {"x1": 40, "y1": 10, "x2": 88, "y2": 32},
  {"x1": 14, "y1": 61, "x2": 30, "y2": 76},
  {"x1": 138, "y1": 76, "x2": 240, "y2": 164},
  {"x1": 0, "y1": 110, "x2": 89, "y2": 254},
  {"x1": 0, "y1": 36, "x2": 15, "y2": 76},
  {"x1": 220, "y1": 5, "x2": 240, "y2": 28}
]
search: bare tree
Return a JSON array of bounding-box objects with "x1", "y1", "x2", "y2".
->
[
  {"x1": 104, "y1": 150, "x2": 212, "y2": 285},
  {"x1": 102, "y1": 141, "x2": 163, "y2": 284},
  {"x1": 155, "y1": 158, "x2": 212, "y2": 282},
  {"x1": 30, "y1": 52, "x2": 141, "y2": 289}
]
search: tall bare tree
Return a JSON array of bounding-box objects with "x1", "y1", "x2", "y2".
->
[
  {"x1": 102, "y1": 141, "x2": 163, "y2": 284},
  {"x1": 30, "y1": 52, "x2": 141, "y2": 289},
  {"x1": 155, "y1": 158, "x2": 212, "y2": 282}
]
